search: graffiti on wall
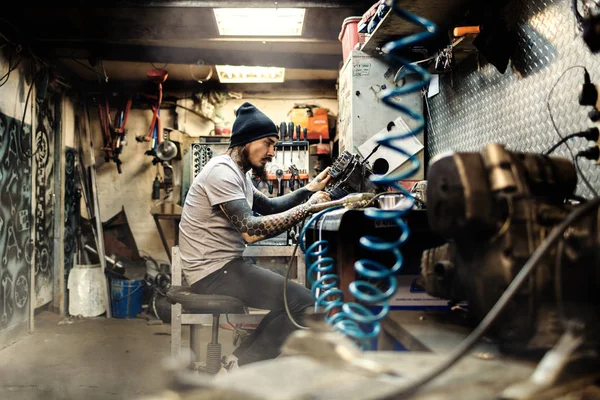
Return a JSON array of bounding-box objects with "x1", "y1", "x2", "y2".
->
[
  {"x1": 34, "y1": 99, "x2": 54, "y2": 308},
  {"x1": 0, "y1": 110, "x2": 32, "y2": 329},
  {"x1": 64, "y1": 148, "x2": 77, "y2": 279}
]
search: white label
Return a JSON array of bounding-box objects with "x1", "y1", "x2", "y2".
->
[{"x1": 353, "y1": 62, "x2": 371, "y2": 76}]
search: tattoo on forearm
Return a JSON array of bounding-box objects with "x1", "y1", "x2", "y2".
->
[
  {"x1": 252, "y1": 187, "x2": 312, "y2": 215},
  {"x1": 220, "y1": 199, "x2": 309, "y2": 243}
]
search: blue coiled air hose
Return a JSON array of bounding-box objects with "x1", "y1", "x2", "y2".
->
[{"x1": 300, "y1": 1, "x2": 437, "y2": 349}]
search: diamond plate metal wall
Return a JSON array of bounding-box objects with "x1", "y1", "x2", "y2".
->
[{"x1": 429, "y1": 0, "x2": 600, "y2": 196}]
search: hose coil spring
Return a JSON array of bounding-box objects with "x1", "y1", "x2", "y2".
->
[{"x1": 302, "y1": 1, "x2": 438, "y2": 349}]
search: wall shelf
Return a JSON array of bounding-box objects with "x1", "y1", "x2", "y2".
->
[{"x1": 361, "y1": 0, "x2": 471, "y2": 54}]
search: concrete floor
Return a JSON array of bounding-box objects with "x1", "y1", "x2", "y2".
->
[{"x1": 0, "y1": 311, "x2": 234, "y2": 400}]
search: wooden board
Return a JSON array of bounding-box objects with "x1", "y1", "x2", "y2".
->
[{"x1": 361, "y1": 0, "x2": 471, "y2": 54}]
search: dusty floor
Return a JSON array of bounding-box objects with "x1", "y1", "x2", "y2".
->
[{"x1": 0, "y1": 311, "x2": 234, "y2": 400}]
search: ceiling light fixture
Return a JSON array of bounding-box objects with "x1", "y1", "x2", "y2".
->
[
  {"x1": 213, "y1": 8, "x2": 305, "y2": 36},
  {"x1": 215, "y1": 65, "x2": 285, "y2": 83}
]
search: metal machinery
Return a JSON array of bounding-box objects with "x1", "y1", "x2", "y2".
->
[
  {"x1": 324, "y1": 150, "x2": 387, "y2": 200},
  {"x1": 422, "y1": 143, "x2": 600, "y2": 354}
]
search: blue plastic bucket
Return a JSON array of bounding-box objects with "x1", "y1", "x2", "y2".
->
[{"x1": 110, "y1": 279, "x2": 143, "y2": 319}]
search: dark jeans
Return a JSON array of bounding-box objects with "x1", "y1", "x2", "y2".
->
[{"x1": 191, "y1": 257, "x2": 314, "y2": 366}]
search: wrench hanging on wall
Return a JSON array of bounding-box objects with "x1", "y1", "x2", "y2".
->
[{"x1": 96, "y1": 94, "x2": 132, "y2": 173}]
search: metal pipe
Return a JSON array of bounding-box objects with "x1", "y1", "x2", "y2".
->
[
  {"x1": 307, "y1": 193, "x2": 376, "y2": 213},
  {"x1": 211, "y1": 315, "x2": 220, "y2": 344},
  {"x1": 84, "y1": 244, "x2": 125, "y2": 271}
]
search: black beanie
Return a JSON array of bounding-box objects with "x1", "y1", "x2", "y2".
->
[{"x1": 229, "y1": 102, "x2": 279, "y2": 148}]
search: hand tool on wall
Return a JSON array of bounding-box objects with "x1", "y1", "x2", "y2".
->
[
  {"x1": 287, "y1": 121, "x2": 294, "y2": 168},
  {"x1": 268, "y1": 180, "x2": 274, "y2": 195},
  {"x1": 294, "y1": 124, "x2": 302, "y2": 165},
  {"x1": 279, "y1": 122, "x2": 287, "y2": 168},
  {"x1": 287, "y1": 121, "x2": 294, "y2": 141},
  {"x1": 137, "y1": 68, "x2": 168, "y2": 159},
  {"x1": 276, "y1": 168, "x2": 284, "y2": 197}
]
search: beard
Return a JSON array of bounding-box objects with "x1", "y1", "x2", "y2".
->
[{"x1": 241, "y1": 146, "x2": 269, "y2": 180}]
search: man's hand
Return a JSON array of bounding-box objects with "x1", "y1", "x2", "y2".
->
[
  {"x1": 307, "y1": 191, "x2": 331, "y2": 206},
  {"x1": 306, "y1": 167, "x2": 332, "y2": 192}
]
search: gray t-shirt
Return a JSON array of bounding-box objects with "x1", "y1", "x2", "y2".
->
[{"x1": 178, "y1": 154, "x2": 254, "y2": 285}]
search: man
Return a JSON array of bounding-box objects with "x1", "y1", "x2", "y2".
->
[{"x1": 179, "y1": 102, "x2": 332, "y2": 370}]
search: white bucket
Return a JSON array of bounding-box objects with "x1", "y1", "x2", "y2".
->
[{"x1": 67, "y1": 263, "x2": 107, "y2": 317}]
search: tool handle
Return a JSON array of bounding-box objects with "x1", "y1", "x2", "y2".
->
[
  {"x1": 453, "y1": 26, "x2": 480, "y2": 37},
  {"x1": 295, "y1": 124, "x2": 301, "y2": 141},
  {"x1": 303, "y1": 127, "x2": 308, "y2": 141},
  {"x1": 280, "y1": 122, "x2": 287, "y2": 141}
]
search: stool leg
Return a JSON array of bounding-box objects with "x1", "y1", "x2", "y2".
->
[
  {"x1": 171, "y1": 303, "x2": 182, "y2": 360},
  {"x1": 190, "y1": 324, "x2": 203, "y2": 367},
  {"x1": 206, "y1": 314, "x2": 222, "y2": 374}
]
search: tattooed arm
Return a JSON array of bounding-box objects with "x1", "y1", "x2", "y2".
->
[
  {"x1": 252, "y1": 187, "x2": 312, "y2": 215},
  {"x1": 220, "y1": 191, "x2": 331, "y2": 244},
  {"x1": 252, "y1": 167, "x2": 333, "y2": 215}
]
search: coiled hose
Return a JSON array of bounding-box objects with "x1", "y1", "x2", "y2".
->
[{"x1": 300, "y1": 1, "x2": 437, "y2": 349}]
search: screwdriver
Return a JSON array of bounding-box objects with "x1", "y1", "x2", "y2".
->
[
  {"x1": 280, "y1": 122, "x2": 287, "y2": 167},
  {"x1": 276, "y1": 169, "x2": 284, "y2": 197}
]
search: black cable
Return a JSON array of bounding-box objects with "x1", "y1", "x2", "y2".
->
[
  {"x1": 284, "y1": 217, "x2": 310, "y2": 330},
  {"x1": 18, "y1": 67, "x2": 43, "y2": 159},
  {"x1": 385, "y1": 196, "x2": 600, "y2": 399},
  {"x1": 546, "y1": 65, "x2": 598, "y2": 196},
  {"x1": 575, "y1": 155, "x2": 600, "y2": 197},
  {"x1": 0, "y1": 51, "x2": 22, "y2": 87},
  {"x1": 544, "y1": 127, "x2": 600, "y2": 155},
  {"x1": 547, "y1": 66, "x2": 587, "y2": 160}
]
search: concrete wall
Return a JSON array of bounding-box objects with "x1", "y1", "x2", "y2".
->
[{"x1": 87, "y1": 90, "x2": 338, "y2": 263}]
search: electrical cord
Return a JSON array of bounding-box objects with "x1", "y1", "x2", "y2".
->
[
  {"x1": 284, "y1": 217, "x2": 310, "y2": 330},
  {"x1": 546, "y1": 66, "x2": 589, "y2": 160},
  {"x1": 575, "y1": 146, "x2": 600, "y2": 196},
  {"x1": 544, "y1": 127, "x2": 600, "y2": 155},
  {"x1": 383, "y1": 195, "x2": 600, "y2": 399},
  {"x1": 546, "y1": 65, "x2": 599, "y2": 196},
  {"x1": 0, "y1": 51, "x2": 22, "y2": 87},
  {"x1": 18, "y1": 66, "x2": 44, "y2": 159}
]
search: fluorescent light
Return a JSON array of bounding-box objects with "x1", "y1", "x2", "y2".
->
[
  {"x1": 213, "y1": 8, "x2": 305, "y2": 36},
  {"x1": 215, "y1": 65, "x2": 285, "y2": 83}
]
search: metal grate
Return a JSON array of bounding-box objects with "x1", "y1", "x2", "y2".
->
[{"x1": 428, "y1": 0, "x2": 600, "y2": 197}]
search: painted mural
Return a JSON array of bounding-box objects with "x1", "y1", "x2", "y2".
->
[
  {"x1": 34, "y1": 98, "x2": 54, "y2": 308},
  {"x1": 0, "y1": 110, "x2": 32, "y2": 329}
]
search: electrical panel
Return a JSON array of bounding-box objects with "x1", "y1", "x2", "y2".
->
[{"x1": 337, "y1": 49, "x2": 425, "y2": 180}]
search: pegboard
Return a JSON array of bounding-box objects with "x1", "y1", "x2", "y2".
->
[
  {"x1": 190, "y1": 142, "x2": 229, "y2": 180},
  {"x1": 428, "y1": 0, "x2": 600, "y2": 197}
]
